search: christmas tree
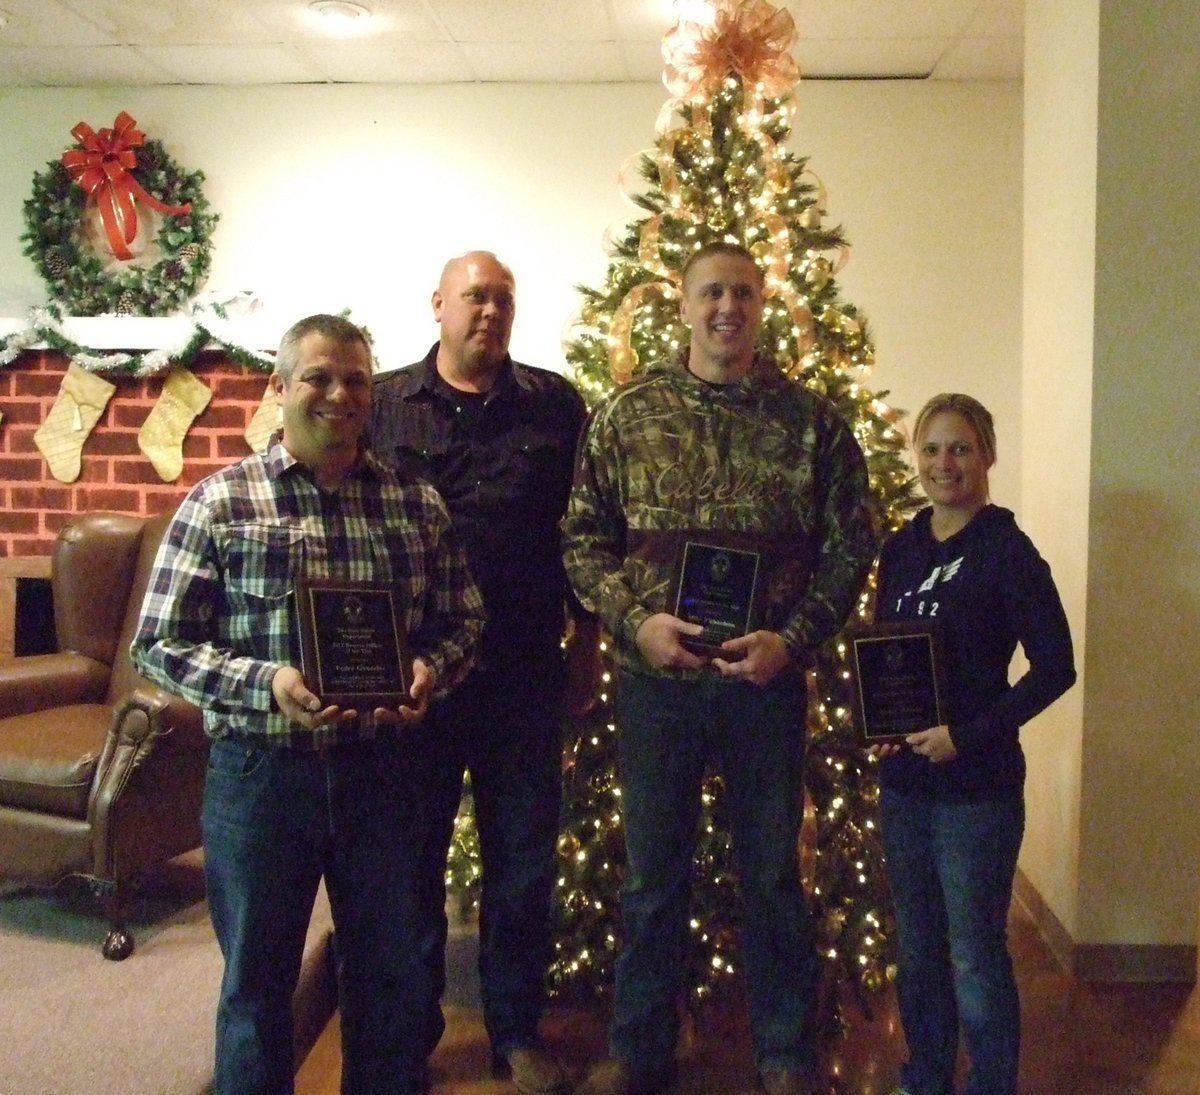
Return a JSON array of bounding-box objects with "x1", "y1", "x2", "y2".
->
[
  {"x1": 446, "y1": 0, "x2": 923, "y2": 1037},
  {"x1": 550, "y1": 0, "x2": 923, "y2": 1028}
]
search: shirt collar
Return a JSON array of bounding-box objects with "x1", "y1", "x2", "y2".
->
[
  {"x1": 265, "y1": 431, "x2": 383, "y2": 483},
  {"x1": 417, "y1": 343, "x2": 525, "y2": 402},
  {"x1": 663, "y1": 349, "x2": 787, "y2": 394}
]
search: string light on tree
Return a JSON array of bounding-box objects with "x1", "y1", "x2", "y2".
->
[{"x1": 447, "y1": 0, "x2": 925, "y2": 1036}]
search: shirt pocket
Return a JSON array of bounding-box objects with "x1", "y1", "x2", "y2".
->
[
  {"x1": 216, "y1": 520, "x2": 304, "y2": 606},
  {"x1": 386, "y1": 438, "x2": 449, "y2": 482},
  {"x1": 505, "y1": 434, "x2": 575, "y2": 516}
]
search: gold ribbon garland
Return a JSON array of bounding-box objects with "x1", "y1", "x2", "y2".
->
[
  {"x1": 608, "y1": 280, "x2": 680, "y2": 384},
  {"x1": 606, "y1": 0, "x2": 815, "y2": 381}
]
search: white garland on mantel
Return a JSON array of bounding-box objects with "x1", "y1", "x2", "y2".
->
[{"x1": 0, "y1": 305, "x2": 278, "y2": 377}]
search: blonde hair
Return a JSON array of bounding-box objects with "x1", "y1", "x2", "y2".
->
[
  {"x1": 680, "y1": 241, "x2": 764, "y2": 289},
  {"x1": 913, "y1": 392, "x2": 997, "y2": 466}
]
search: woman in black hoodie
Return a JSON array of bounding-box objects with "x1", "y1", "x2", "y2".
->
[{"x1": 872, "y1": 393, "x2": 1076, "y2": 1095}]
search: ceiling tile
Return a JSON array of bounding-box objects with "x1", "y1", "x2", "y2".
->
[
  {"x1": 428, "y1": 0, "x2": 613, "y2": 42},
  {"x1": 618, "y1": 37, "x2": 672, "y2": 83},
  {"x1": 59, "y1": 0, "x2": 276, "y2": 45},
  {"x1": 459, "y1": 39, "x2": 629, "y2": 82},
  {"x1": 0, "y1": 44, "x2": 177, "y2": 86},
  {"x1": 252, "y1": 0, "x2": 450, "y2": 43},
  {"x1": 607, "y1": 0, "x2": 682, "y2": 39},
  {"x1": 784, "y1": 0, "x2": 973, "y2": 42},
  {"x1": 962, "y1": 0, "x2": 1023, "y2": 37},
  {"x1": 140, "y1": 44, "x2": 319, "y2": 85},
  {"x1": 301, "y1": 41, "x2": 475, "y2": 82},
  {"x1": 0, "y1": 0, "x2": 1023, "y2": 85},
  {"x1": 796, "y1": 38, "x2": 945, "y2": 80},
  {"x1": 0, "y1": 0, "x2": 116, "y2": 46}
]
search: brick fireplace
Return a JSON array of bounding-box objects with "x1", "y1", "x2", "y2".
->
[{"x1": 0, "y1": 349, "x2": 273, "y2": 657}]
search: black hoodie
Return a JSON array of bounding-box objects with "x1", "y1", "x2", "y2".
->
[{"x1": 876, "y1": 504, "x2": 1076, "y2": 798}]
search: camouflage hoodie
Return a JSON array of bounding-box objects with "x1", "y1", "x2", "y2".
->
[{"x1": 562, "y1": 353, "x2": 875, "y2": 676}]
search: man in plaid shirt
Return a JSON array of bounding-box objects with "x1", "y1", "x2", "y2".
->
[{"x1": 132, "y1": 313, "x2": 483, "y2": 1095}]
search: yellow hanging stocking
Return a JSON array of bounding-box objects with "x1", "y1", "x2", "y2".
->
[
  {"x1": 243, "y1": 378, "x2": 280, "y2": 453},
  {"x1": 33, "y1": 362, "x2": 117, "y2": 483},
  {"x1": 138, "y1": 366, "x2": 212, "y2": 482}
]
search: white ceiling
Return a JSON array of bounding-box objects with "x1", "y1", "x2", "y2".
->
[{"x1": 0, "y1": 0, "x2": 1022, "y2": 87}]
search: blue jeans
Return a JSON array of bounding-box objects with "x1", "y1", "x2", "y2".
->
[
  {"x1": 414, "y1": 661, "x2": 565, "y2": 1060},
  {"x1": 879, "y1": 789, "x2": 1025, "y2": 1095},
  {"x1": 203, "y1": 735, "x2": 434, "y2": 1095},
  {"x1": 610, "y1": 670, "x2": 818, "y2": 1074}
]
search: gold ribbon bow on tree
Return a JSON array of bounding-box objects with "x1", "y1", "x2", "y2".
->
[
  {"x1": 61, "y1": 111, "x2": 192, "y2": 261},
  {"x1": 662, "y1": 0, "x2": 801, "y2": 102}
]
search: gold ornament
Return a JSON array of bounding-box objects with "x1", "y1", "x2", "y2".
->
[
  {"x1": 749, "y1": 239, "x2": 773, "y2": 263},
  {"x1": 804, "y1": 255, "x2": 832, "y2": 292},
  {"x1": 707, "y1": 208, "x2": 732, "y2": 232}
]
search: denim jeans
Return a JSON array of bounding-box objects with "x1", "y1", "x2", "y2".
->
[
  {"x1": 610, "y1": 669, "x2": 818, "y2": 1074},
  {"x1": 203, "y1": 735, "x2": 434, "y2": 1095},
  {"x1": 413, "y1": 660, "x2": 565, "y2": 1061},
  {"x1": 879, "y1": 788, "x2": 1025, "y2": 1095}
]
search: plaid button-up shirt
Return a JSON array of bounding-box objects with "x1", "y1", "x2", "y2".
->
[{"x1": 131, "y1": 434, "x2": 484, "y2": 749}]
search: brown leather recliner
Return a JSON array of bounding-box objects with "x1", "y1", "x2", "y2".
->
[{"x1": 0, "y1": 511, "x2": 208, "y2": 959}]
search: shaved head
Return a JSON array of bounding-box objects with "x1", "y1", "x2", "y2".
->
[
  {"x1": 432, "y1": 251, "x2": 517, "y2": 390},
  {"x1": 439, "y1": 250, "x2": 514, "y2": 292}
]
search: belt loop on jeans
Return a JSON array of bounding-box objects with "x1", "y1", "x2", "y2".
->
[{"x1": 312, "y1": 719, "x2": 378, "y2": 760}]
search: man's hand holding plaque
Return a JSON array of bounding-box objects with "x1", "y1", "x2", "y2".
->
[
  {"x1": 292, "y1": 577, "x2": 417, "y2": 722},
  {"x1": 668, "y1": 539, "x2": 763, "y2": 663}
]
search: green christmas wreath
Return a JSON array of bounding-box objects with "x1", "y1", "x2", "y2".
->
[{"x1": 21, "y1": 113, "x2": 218, "y2": 317}]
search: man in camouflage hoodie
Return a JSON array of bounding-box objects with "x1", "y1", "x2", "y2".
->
[{"x1": 563, "y1": 242, "x2": 874, "y2": 1095}]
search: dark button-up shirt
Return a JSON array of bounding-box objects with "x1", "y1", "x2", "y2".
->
[{"x1": 369, "y1": 346, "x2": 587, "y2": 669}]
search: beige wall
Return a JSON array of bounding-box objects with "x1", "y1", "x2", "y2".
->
[
  {"x1": 0, "y1": 80, "x2": 1021, "y2": 499},
  {"x1": 1020, "y1": 0, "x2": 1098, "y2": 952},
  {"x1": 11, "y1": 59, "x2": 1196, "y2": 965},
  {"x1": 1023, "y1": 0, "x2": 1200, "y2": 967}
]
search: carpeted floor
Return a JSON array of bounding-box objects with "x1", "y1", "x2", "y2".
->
[{"x1": 0, "y1": 851, "x2": 335, "y2": 1095}]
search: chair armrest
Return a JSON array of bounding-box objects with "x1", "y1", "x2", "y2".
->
[
  {"x1": 103, "y1": 686, "x2": 208, "y2": 757},
  {"x1": 0, "y1": 652, "x2": 110, "y2": 718},
  {"x1": 88, "y1": 687, "x2": 209, "y2": 880}
]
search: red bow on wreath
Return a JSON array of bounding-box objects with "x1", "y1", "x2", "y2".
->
[{"x1": 61, "y1": 111, "x2": 192, "y2": 261}]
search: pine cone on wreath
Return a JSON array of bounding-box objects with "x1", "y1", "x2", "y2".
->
[
  {"x1": 45, "y1": 250, "x2": 70, "y2": 278},
  {"x1": 22, "y1": 120, "x2": 219, "y2": 317}
]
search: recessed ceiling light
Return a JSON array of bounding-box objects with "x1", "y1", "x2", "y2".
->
[{"x1": 308, "y1": 1, "x2": 371, "y2": 21}]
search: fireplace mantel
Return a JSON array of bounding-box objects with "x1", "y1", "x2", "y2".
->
[{"x1": 0, "y1": 314, "x2": 276, "y2": 355}]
